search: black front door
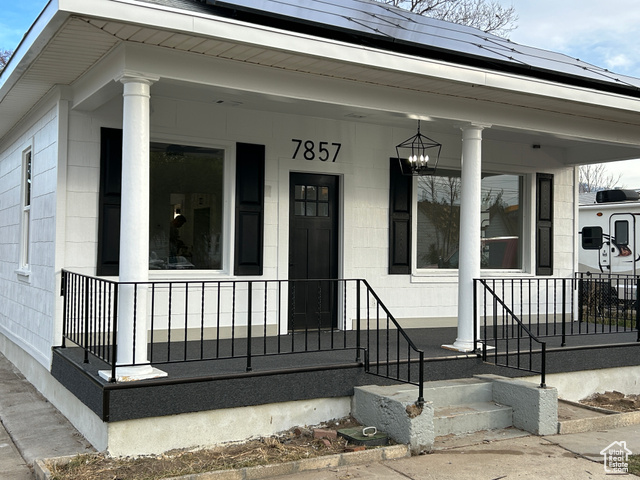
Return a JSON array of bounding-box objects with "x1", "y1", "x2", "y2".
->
[{"x1": 289, "y1": 173, "x2": 339, "y2": 329}]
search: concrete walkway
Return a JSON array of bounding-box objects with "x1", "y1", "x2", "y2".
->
[
  {"x1": 0, "y1": 352, "x2": 94, "y2": 479},
  {"x1": 272, "y1": 426, "x2": 640, "y2": 479},
  {"x1": 2, "y1": 348, "x2": 640, "y2": 479}
]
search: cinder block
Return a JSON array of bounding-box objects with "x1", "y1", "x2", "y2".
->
[
  {"x1": 339, "y1": 447, "x2": 384, "y2": 465},
  {"x1": 243, "y1": 462, "x2": 296, "y2": 480},
  {"x1": 382, "y1": 445, "x2": 411, "y2": 460},
  {"x1": 297, "y1": 454, "x2": 341, "y2": 472}
]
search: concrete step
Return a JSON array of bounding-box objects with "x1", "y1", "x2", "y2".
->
[
  {"x1": 434, "y1": 402, "x2": 513, "y2": 437},
  {"x1": 423, "y1": 377, "x2": 494, "y2": 407}
]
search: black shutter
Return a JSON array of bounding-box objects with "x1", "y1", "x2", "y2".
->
[
  {"x1": 234, "y1": 143, "x2": 265, "y2": 276},
  {"x1": 389, "y1": 158, "x2": 412, "y2": 274},
  {"x1": 536, "y1": 173, "x2": 553, "y2": 276},
  {"x1": 96, "y1": 128, "x2": 123, "y2": 276}
]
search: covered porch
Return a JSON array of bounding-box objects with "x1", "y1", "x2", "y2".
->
[{"x1": 53, "y1": 270, "x2": 640, "y2": 423}]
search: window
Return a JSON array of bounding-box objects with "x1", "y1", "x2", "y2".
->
[
  {"x1": 416, "y1": 172, "x2": 523, "y2": 269},
  {"x1": 294, "y1": 185, "x2": 330, "y2": 217},
  {"x1": 581, "y1": 226, "x2": 603, "y2": 250},
  {"x1": 149, "y1": 143, "x2": 224, "y2": 270},
  {"x1": 615, "y1": 220, "x2": 629, "y2": 246},
  {"x1": 20, "y1": 149, "x2": 32, "y2": 270}
]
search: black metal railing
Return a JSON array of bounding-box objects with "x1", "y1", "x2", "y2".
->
[
  {"x1": 474, "y1": 279, "x2": 547, "y2": 387},
  {"x1": 60, "y1": 270, "x2": 424, "y2": 403},
  {"x1": 474, "y1": 273, "x2": 640, "y2": 386},
  {"x1": 474, "y1": 274, "x2": 640, "y2": 344},
  {"x1": 575, "y1": 272, "x2": 640, "y2": 339}
]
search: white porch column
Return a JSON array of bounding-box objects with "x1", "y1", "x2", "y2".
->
[
  {"x1": 100, "y1": 73, "x2": 166, "y2": 381},
  {"x1": 444, "y1": 124, "x2": 488, "y2": 353}
]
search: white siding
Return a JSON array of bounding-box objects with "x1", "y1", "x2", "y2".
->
[{"x1": 0, "y1": 105, "x2": 59, "y2": 366}]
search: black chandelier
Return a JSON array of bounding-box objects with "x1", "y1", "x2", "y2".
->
[{"x1": 395, "y1": 120, "x2": 442, "y2": 176}]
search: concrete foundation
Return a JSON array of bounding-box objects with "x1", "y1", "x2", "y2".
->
[{"x1": 518, "y1": 366, "x2": 640, "y2": 402}]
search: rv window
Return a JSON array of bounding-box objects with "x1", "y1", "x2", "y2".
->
[
  {"x1": 581, "y1": 226, "x2": 603, "y2": 250},
  {"x1": 615, "y1": 220, "x2": 629, "y2": 246}
]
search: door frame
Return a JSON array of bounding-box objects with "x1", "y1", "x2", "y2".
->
[
  {"x1": 288, "y1": 172, "x2": 340, "y2": 330},
  {"x1": 277, "y1": 166, "x2": 345, "y2": 333}
]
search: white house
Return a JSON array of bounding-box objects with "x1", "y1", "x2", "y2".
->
[{"x1": 2, "y1": 0, "x2": 640, "y2": 455}]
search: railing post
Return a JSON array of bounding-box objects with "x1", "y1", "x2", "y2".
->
[
  {"x1": 247, "y1": 281, "x2": 253, "y2": 372},
  {"x1": 83, "y1": 276, "x2": 90, "y2": 364},
  {"x1": 110, "y1": 286, "x2": 119, "y2": 382},
  {"x1": 61, "y1": 271, "x2": 67, "y2": 348},
  {"x1": 636, "y1": 277, "x2": 640, "y2": 342},
  {"x1": 473, "y1": 279, "x2": 477, "y2": 352},
  {"x1": 540, "y1": 342, "x2": 547, "y2": 388},
  {"x1": 561, "y1": 279, "x2": 566, "y2": 347},
  {"x1": 356, "y1": 280, "x2": 361, "y2": 363},
  {"x1": 578, "y1": 275, "x2": 584, "y2": 325},
  {"x1": 417, "y1": 351, "x2": 424, "y2": 406}
]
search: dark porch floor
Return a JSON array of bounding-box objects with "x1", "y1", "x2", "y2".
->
[{"x1": 51, "y1": 326, "x2": 640, "y2": 423}]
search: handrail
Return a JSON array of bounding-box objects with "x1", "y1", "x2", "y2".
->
[
  {"x1": 475, "y1": 278, "x2": 547, "y2": 388},
  {"x1": 360, "y1": 279, "x2": 425, "y2": 405},
  {"x1": 60, "y1": 270, "x2": 424, "y2": 405}
]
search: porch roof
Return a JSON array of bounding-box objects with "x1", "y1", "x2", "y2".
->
[
  {"x1": 1, "y1": 0, "x2": 640, "y2": 163},
  {"x1": 201, "y1": 0, "x2": 640, "y2": 97}
]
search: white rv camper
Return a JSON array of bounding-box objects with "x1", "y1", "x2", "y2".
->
[
  {"x1": 579, "y1": 189, "x2": 640, "y2": 275},
  {"x1": 579, "y1": 189, "x2": 640, "y2": 306}
]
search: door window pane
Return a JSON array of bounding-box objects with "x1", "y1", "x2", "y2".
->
[
  {"x1": 306, "y1": 202, "x2": 317, "y2": 216},
  {"x1": 306, "y1": 185, "x2": 317, "y2": 200},
  {"x1": 149, "y1": 143, "x2": 224, "y2": 270},
  {"x1": 318, "y1": 203, "x2": 329, "y2": 217},
  {"x1": 295, "y1": 185, "x2": 305, "y2": 200}
]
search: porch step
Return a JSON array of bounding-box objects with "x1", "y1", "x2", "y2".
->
[
  {"x1": 354, "y1": 375, "x2": 559, "y2": 453},
  {"x1": 423, "y1": 378, "x2": 494, "y2": 407},
  {"x1": 434, "y1": 401, "x2": 513, "y2": 436}
]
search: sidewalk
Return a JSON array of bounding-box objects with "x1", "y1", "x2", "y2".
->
[
  {"x1": 0, "y1": 352, "x2": 94, "y2": 479},
  {"x1": 273, "y1": 429, "x2": 640, "y2": 479},
  {"x1": 1, "y1": 348, "x2": 640, "y2": 479}
]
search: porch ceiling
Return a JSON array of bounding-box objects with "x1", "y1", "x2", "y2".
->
[
  {"x1": 2, "y1": 6, "x2": 640, "y2": 158},
  {"x1": 80, "y1": 17, "x2": 640, "y2": 127}
]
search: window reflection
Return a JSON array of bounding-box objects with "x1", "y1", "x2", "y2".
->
[
  {"x1": 149, "y1": 143, "x2": 224, "y2": 270},
  {"x1": 416, "y1": 173, "x2": 523, "y2": 269}
]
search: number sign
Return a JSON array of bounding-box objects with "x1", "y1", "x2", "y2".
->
[{"x1": 292, "y1": 139, "x2": 342, "y2": 162}]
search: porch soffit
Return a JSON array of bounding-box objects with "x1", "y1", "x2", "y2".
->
[
  {"x1": 3, "y1": 14, "x2": 640, "y2": 143},
  {"x1": 82, "y1": 17, "x2": 640, "y2": 120},
  {"x1": 0, "y1": 18, "x2": 120, "y2": 140}
]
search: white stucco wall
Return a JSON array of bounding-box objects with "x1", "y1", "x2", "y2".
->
[
  {"x1": 60, "y1": 94, "x2": 575, "y2": 330},
  {"x1": 0, "y1": 100, "x2": 60, "y2": 368}
]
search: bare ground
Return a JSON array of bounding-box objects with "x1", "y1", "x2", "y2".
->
[
  {"x1": 581, "y1": 390, "x2": 640, "y2": 412},
  {"x1": 46, "y1": 417, "x2": 369, "y2": 480}
]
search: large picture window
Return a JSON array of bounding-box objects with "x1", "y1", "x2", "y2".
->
[
  {"x1": 149, "y1": 143, "x2": 224, "y2": 270},
  {"x1": 416, "y1": 172, "x2": 523, "y2": 270}
]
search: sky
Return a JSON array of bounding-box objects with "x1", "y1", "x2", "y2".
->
[
  {"x1": 1, "y1": 0, "x2": 639, "y2": 187},
  {"x1": 503, "y1": 0, "x2": 640, "y2": 188}
]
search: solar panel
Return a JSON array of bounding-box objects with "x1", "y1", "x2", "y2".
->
[{"x1": 204, "y1": 0, "x2": 640, "y2": 91}]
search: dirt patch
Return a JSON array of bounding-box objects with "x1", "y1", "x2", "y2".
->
[
  {"x1": 46, "y1": 417, "x2": 373, "y2": 480},
  {"x1": 581, "y1": 390, "x2": 640, "y2": 412}
]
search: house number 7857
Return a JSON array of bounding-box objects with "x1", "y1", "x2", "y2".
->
[{"x1": 292, "y1": 139, "x2": 342, "y2": 162}]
